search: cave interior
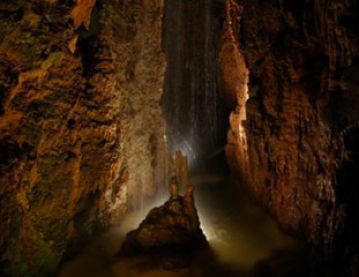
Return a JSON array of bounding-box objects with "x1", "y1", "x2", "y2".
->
[{"x1": 0, "y1": 0, "x2": 358, "y2": 276}]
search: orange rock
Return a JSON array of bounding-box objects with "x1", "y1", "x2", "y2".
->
[{"x1": 71, "y1": 0, "x2": 96, "y2": 30}]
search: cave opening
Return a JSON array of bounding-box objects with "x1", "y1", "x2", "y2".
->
[{"x1": 337, "y1": 126, "x2": 359, "y2": 253}]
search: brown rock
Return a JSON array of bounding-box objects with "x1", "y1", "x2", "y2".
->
[
  {"x1": 220, "y1": 0, "x2": 359, "y2": 253},
  {"x1": 118, "y1": 195, "x2": 207, "y2": 257},
  {"x1": 0, "y1": 0, "x2": 167, "y2": 275},
  {"x1": 71, "y1": 0, "x2": 96, "y2": 30}
]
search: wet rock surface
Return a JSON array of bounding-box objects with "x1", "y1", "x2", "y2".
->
[
  {"x1": 118, "y1": 195, "x2": 207, "y2": 257},
  {"x1": 0, "y1": 0, "x2": 166, "y2": 275},
  {"x1": 220, "y1": 0, "x2": 359, "y2": 257}
]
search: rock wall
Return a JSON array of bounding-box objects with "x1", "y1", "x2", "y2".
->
[
  {"x1": 218, "y1": 0, "x2": 250, "y2": 180},
  {"x1": 110, "y1": 0, "x2": 168, "y2": 210},
  {"x1": 0, "y1": 0, "x2": 166, "y2": 275},
  {"x1": 221, "y1": 0, "x2": 359, "y2": 251}
]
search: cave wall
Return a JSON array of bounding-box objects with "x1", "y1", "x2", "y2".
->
[
  {"x1": 111, "y1": 0, "x2": 167, "y2": 210},
  {"x1": 0, "y1": 0, "x2": 166, "y2": 275},
  {"x1": 221, "y1": 0, "x2": 359, "y2": 249},
  {"x1": 218, "y1": 0, "x2": 249, "y2": 179}
]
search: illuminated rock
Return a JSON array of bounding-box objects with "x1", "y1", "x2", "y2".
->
[
  {"x1": 118, "y1": 193, "x2": 207, "y2": 256},
  {"x1": 0, "y1": 0, "x2": 166, "y2": 275},
  {"x1": 169, "y1": 176, "x2": 179, "y2": 199},
  {"x1": 220, "y1": 0, "x2": 359, "y2": 254},
  {"x1": 71, "y1": 0, "x2": 96, "y2": 30},
  {"x1": 173, "y1": 150, "x2": 190, "y2": 188}
]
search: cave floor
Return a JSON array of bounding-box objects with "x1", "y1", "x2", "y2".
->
[{"x1": 58, "y1": 172, "x2": 335, "y2": 277}]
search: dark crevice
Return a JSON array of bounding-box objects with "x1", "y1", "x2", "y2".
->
[{"x1": 336, "y1": 127, "x2": 359, "y2": 254}]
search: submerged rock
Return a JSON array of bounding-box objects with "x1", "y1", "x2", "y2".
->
[{"x1": 118, "y1": 171, "x2": 207, "y2": 257}]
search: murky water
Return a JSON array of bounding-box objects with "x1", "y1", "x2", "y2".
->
[
  {"x1": 193, "y1": 173, "x2": 298, "y2": 272},
  {"x1": 58, "y1": 171, "x2": 320, "y2": 277}
]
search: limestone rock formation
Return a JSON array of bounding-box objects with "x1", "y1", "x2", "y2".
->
[
  {"x1": 173, "y1": 150, "x2": 190, "y2": 188},
  {"x1": 218, "y1": 0, "x2": 250, "y2": 181},
  {"x1": 120, "y1": 193, "x2": 206, "y2": 256},
  {"x1": 118, "y1": 192, "x2": 206, "y2": 257},
  {"x1": 0, "y1": 0, "x2": 167, "y2": 275},
  {"x1": 118, "y1": 153, "x2": 206, "y2": 258},
  {"x1": 220, "y1": 0, "x2": 359, "y2": 254},
  {"x1": 112, "y1": 0, "x2": 168, "y2": 210},
  {"x1": 71, "y1": 0, "x2": 96, "y2": 30}
]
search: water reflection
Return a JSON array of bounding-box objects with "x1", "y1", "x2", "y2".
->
[{"x1": 193, "y1": 171, "x2": 299, "y2": 272}]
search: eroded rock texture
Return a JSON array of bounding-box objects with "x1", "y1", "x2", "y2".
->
[
  {"x1": 0, "y1": 0, "x2": 166, "y2": 275},
  {"x1": 110, "y1": 0, "x2": 168, "y2": 210},
  {"x1": 219, "y1": 0, "x2": 250, "y2": 180},
  {"x1": 221, "y1": 0, "x2": 359, "y2": 251},
  {"x1": 118, "y1": 180, "x2": 206, "y2": 257}
]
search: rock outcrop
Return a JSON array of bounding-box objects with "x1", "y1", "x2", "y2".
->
[
  {"x1": 118, "y1": 153, "x2": 206, "y2": 259},
  {"x1": 220, "y1": 0, "x2": 359, "y2": 254},
  {"x1": 0, "y1": 0, "x2": 167, "y2": 275}
]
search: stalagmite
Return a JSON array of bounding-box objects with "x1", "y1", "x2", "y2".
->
[
  {"x1": 169, "y1": 176, "x2": 179, "y2": 199},
  {"x1": 173, "y1": 150, "x2": 190, "y2": 188},
  {"x1": 117, "y1": 151, "x2": 206, "y2": 257}
]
